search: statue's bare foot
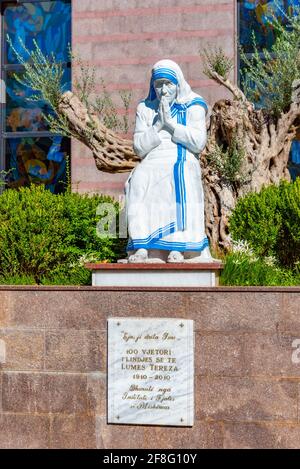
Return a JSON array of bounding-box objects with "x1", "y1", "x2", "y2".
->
[
  {"x1": 167, "y1": 250, "x2": 184, "y2": 263},
  {"x1": 128, "y1": 248, "x2": 148, "y2": 263}
]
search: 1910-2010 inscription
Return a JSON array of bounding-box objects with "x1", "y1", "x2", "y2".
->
[{"x1": 107, "y1": 318, "x2": 194, "y2": 426}]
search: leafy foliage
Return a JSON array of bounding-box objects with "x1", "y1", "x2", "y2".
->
[
  {"x1": 88, "y1": 80, "x2": 130, "y2": 133},
  {"x1": 7, "y1": 35, "x2": 132, "y2": 136},
  {"x1": 6, "y1": 35, "x2": 73, "y2": 138},
  {"x1": 220, "y1": 251, "x2": 300, "y2": 286},
  {"x1": 277, "y1": 178, "x2": 300, "y2": 266},
  {"x1": 229, "y1": 179, "x2": 300, "y2": 267},
  {"x1": 239, "y1": 8, "x2": 300, "y2": 116},
  {"x1": 0, "y1": 274, "x2": 36, "y2": 285},
  {"x1": 0, "y1": 185, "x2": 126, "y2": 284},
  {"x1": 207, "y1": 135, "x2": 247, "y2": 186},
  {"x1": 202, "y1": 45, "x2": 234, "y2": 80}
]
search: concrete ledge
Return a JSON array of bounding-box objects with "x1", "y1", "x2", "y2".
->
[
  {"x1": 85, "y1": 262, "x2": 223, "y2": 287},
  {"x1": 0, "y1": 285, "x2": 299, "y2": 291}
]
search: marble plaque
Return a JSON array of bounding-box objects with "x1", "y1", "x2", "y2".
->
[{"x1": 107, "y1": 318, "x2": 194, "y2": 426}]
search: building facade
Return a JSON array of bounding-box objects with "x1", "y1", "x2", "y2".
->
[{"x1": 0, "y1": 0, "x2": 299, "y2": 197}]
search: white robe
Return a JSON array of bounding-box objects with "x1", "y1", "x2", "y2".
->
[{"x1": 126, "y1": 99, "x2": 208, "y2": 253}]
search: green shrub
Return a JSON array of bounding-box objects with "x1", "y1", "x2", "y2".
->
[
  {"x1": 220, "y1": 252, "x2": 300, "y2": 286},
  {"x1": 229, "y1": 184, "x2": 282, "y2": 257},
  {"x1": 0, "y1": 274, "x2": 36, "y2": 285},
  {"x1": 229, "y1": 179, "x2": 300, "y2": 267},
  {"x1": 0, "y1": 184, "x2": 125, "y2": 284},
  {"x1": 277, "y1": 180, "x2": 300, "y2": 266},
  {"x1": 40, "y1": 265, "x2": 91, "y2": 286},
  {"x1": 206, "y1": 135, "x2": 246, "y2": 186}
]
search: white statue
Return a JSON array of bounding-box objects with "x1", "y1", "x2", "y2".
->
[{"x1": 124, "y1": 59, "x2": 213, "y2": 263}]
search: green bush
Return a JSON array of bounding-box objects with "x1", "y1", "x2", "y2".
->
[
  {"x1": 277, "y1": 180, "x2": 300, "y2": 266},
  {"x1": 220, "y1": 252, "x2": 300, "y2": 286},
  {"x1": 229, "y1": 179, "x2": 300, "y2": 267},
  {"x1": 0, "y1": 184, "x2": 125, "y2": 284},
  {"x1": 229, "y1": 184, "x2": 282, "y2": 257},
  {"x1": 40, "y1": 265, "x2": 91, "y2": 286},
  {"x1": 0, "y1": 274, "x2": 36, "y2": 285}
]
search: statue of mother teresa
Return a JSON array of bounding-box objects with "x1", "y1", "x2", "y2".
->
[{"x1": 125, "y1": 59, "x2": 213, "y2": 263}]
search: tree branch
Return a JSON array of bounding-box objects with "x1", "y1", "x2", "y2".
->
[
  {"x1": 209, "y1": 70, "x2": 253, "y2": 109},
  {"x1": 58, "y1": 91, "x2": 140, "y2": 173}
]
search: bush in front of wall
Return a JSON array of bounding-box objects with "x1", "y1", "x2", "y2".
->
[
  {"x1": 0, "y1": 184, "x2": 125, "y2": 284},
  {"x1": 229, "y1": 179, "x2": 300, "y2": 268},
  {"x1": 277, "y1": 179, "x2": 300, "y2": 267}
]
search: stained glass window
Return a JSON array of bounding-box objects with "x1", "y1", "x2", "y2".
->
[
  {"x1": 1, "y1": 1, "x2": 71, "y2": 194},
  {"x1": 4, "y1": 1, "x2": 71, "y2": 64},
  {"x1": 6, "y1": 136, "x2": 69, "y2": 193},
  {"x1": 240, "y1": 0, "x2": 286, "y2": 52},
  {"x1": 238, "y1": 0, "x2": 300, "y2": 179}
]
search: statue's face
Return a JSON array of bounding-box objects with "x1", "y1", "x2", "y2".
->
[{"x1": 154, "y1": 78, "x2": 177, "y2": 103}]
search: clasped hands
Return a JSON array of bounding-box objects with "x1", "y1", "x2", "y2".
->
[{"x1": 153, "y1": 96, "x2": 175, "y2": 133}]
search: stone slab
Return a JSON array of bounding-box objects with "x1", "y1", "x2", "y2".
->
[
  {"x1": 44, "y1": 330, "x2": 104, "y2": 372},
  {"x1": 1, "y1": 372, "x2": 89, "y2": 414},
  {"x1": 107, "y1": 317, "x2": 194, "y2": 426},
  {"x1": 86, "y1": 263, "x2": 222, "y2": 287}
]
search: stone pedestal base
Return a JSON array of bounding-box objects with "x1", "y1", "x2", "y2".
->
[{"x1": 85, "y1": 263, "x2": 223, "y2": 287}]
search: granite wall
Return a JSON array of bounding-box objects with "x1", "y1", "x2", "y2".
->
[
  {"x1": 71, "y1": 0, "x2": 236, "y2": 196},
  {"x1": 0, "y1": 286, "x2": 300, "y2": 449}
]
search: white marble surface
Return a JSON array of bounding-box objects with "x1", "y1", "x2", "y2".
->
[
  {"x1": 93, "y1": 270, "x2": 218, "y2": 287},
  {"x1": 108, "y1": 318, "x2": 194, "y2": 427}
]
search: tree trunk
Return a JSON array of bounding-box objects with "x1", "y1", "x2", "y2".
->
[
  {"x1": 202, "y1": 98, "x2": 299, "y2": 249},
  {"x1": 58, "y1": 91, "x2": 140, "y2": 172},
  {"x1": 58, "y1": 77, "x2": 300, "y2": 250}
]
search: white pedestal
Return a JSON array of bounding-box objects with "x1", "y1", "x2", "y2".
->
[{"x1": 85, "y1": 263, "x2": 223, "y2": 288}]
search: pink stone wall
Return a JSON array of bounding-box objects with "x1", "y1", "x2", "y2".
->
[
  {"x1": 71, "y1": 0, "x2": 236, "y2": 197},
  {"x1": 0, "y1": 286, "x2": 300, "y2": 449}
]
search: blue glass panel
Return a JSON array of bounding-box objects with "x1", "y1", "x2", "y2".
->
[
  {"x1": 289, "y1": 139, "x2": 300, "y2": 180},
  {"x1": 6, "y1": 67, "x2": 71, "y2": 132},
  {"x1": 6, "y1": 136, "x2": 70, "y2": 194},
  {"x1": 5, "y1": 1, "x2": 71, "y2": 64},
  {"x1": 291, "y1": 140, "x2": 300, "y2": 164},
  {"x1": 239, "y1": 0, "x2": 299, "y2": 53}
]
